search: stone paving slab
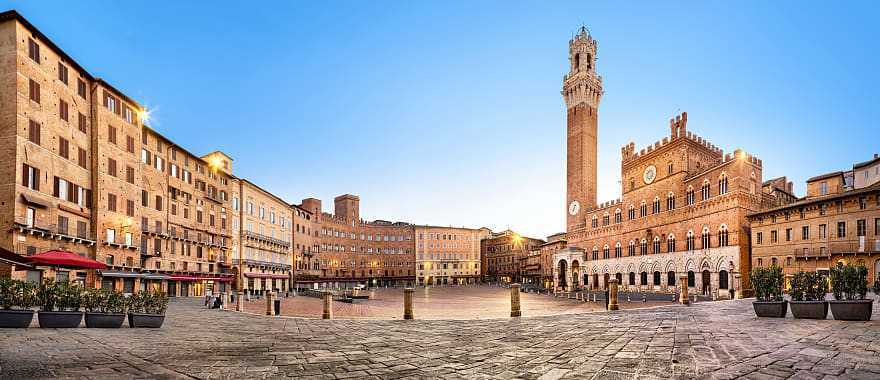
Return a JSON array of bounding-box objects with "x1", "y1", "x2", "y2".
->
[{"x1": 1, "y1": 298, "x2": 879, "y2": 379}]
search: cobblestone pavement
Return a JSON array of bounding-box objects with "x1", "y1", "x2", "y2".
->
[
  {"x1": 2, "y1": 298, "x2": 880, "y2": 379},
  {"x1": 241, "y1": 286, "x2": 673, "y2": 319}
]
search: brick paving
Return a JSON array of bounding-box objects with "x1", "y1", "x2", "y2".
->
[
  {"x1": 2, "y1": 297, "x2": 880, "y2": 379},
  {"x1": 241, "y1": 286, "x2": 673, "y2": 319}
]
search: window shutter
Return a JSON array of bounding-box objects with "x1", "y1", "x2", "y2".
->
[
  {"x1": 34, "y1": 168, "x2": 40, "y2": 191},
  {"x1": 67, "y1": 181, "x2": 75, "y2": 202},
  {"x1": 53, "y1": 177, "x2": 59, "y2": 197},
  {"x1": 21, "y1": 164, "x2": 28, "y2": 187}
]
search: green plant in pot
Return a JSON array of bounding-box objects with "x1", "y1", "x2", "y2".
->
[
  {"x1": 37, "y1": 279, "x2": 84, "y2": 328},
  {"x1": 788, "y1": 271, "x2": 828, "y2": 319},
  {"x1": 749, "y1": 265, "x2": 787, "y2": 317},
  {"x1": 0, "y1": 278, "x2": 37, "y2": 328},
  {"x1": 828, "y1": 262, "x2": 872, "y2": 321},
  {"x1": 128, "y1": 289, "x2": 168, "y2": 328},
  {"x1": 83, "y1": 288, "x2": 127, "y2": 328}
]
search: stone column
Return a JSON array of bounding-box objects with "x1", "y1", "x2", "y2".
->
[
  {"x1": 236, "y1": 291, "x2": 243, "y2": 312},
  {"x1": 679, "y1": 275, "x2": 690, "y2": 305},
  {"x1": 265, "y1": 291, "x2": 274, "y2": 316},
  {"x1": 322, "y1": 291, "x2": 333, "y2": 319},
  {"x1": 221, "y1": 292, "x2": 229, "y2": 311},
  {"x1": 510, "y1": 283, "x2": 521, "y2": 317},
  {"x1": 403, "y1": 288, "x2": 414, "y2": 320},
  {"x1": 608, "y1": 279, "x2": 619, "y2": 311}
]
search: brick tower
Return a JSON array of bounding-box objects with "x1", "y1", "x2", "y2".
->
[{"x1": 563, "y1": 26, "x2": 603, "y2": 231}]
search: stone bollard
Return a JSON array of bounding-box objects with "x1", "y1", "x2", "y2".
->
[
  {"x1": 510, "y1": 283, "x2": 521, "y2": 317},
  {"x1": 322, "y1": 291, "x2": 333, "y2": 319},
  {"x1": 236, "y1": 291, "x2": 243, "y2": 312},
  {"x1": 403, "y1": 288, "x2": 414, "y2": 320},
  {"x1": 608, "y1": 279, "x2": 620, "y2": 311},
  {"x1": 222, "y1": 292, "x2": 229, "y2": 311},
  {"x1": 679, "y1": 276, "x2": 690, "y2": 305},
  {"x1": 265, "y1": 291, "x2": 275, "y2": 316}
]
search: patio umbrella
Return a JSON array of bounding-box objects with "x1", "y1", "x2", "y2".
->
[
  {"x1": 0, "y1": 247, "x2": 32, "y2": 269},
  {"x1": 27, "y1": 249, "x2": 107, "y2": 270}
]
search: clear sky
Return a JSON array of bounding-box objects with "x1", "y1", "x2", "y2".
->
[{"x1": 7, "y1": 1, "x2": 878, "y2": 239}]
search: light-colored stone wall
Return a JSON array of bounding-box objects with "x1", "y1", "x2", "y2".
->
[{"x1": 414, "y1": 226, "x2": 488, "y2": 285}]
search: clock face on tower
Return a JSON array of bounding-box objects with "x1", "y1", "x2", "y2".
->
[
  {"x1": 643, "y1": 165, "x2": 657, "y2": 185},
  {"x1": 568, "y1": 200, "x2": 581, "y2": 216}
]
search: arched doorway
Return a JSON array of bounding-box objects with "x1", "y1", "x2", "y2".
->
[
  {"x1": 603, "y1": 273, "x2": 610, "y2": 289},
  {"x1": 702, "y1": 270, "x2": 711, "y2": 294},
  {"x1": 615, "y1": 273, "x2": 622, "y2": 285},
  {"x1": 557, "y1": 260, "x2": 568, "y2": 289},
  {"x1": 719, "y1": 270, "x2": 729, "y2": 289},
  {"x1": 571, "y1": 261, "x2": 581, "y2": 290},
  {"x1": 640, "y1": 272, "x2": 648, "y2": 286},
  {"x1": 687, "y1": 271, "x2": 695, "y2": 287},
  {"x1": 667, "y1": 271, "x2": 676, "y2": 286},
  {"x1": 592, "y1": 273, "x2": 599, "y2": 289},
  {"x1": 628, "y1": 272, "x2": 635, "y2": 286},
  {"x1": 653, "y1": 271, "x2": 661, "y2": 286}
]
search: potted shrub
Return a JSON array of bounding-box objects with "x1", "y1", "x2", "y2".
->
[
  {"x1": 750, "y1": 266, "x2": 787, "y2": 317},
  {"x1": 128, "y1": 290, "x2": 168, "y2": 328},
  {"x1": 788, "y1": 271, "x2": 828, "y2": 319},
  {"x1": 0, "y1": 278, "x2": 36, "y2": 328},
  {"x1": 37, "y1": 279, "x2": 83, "y2": 328},
  {"x1": 83, "y1": 288, "x2": 126, "y2": 328},
  {"x1": 828, "y1": 262, "x2": 872, "y2": 321}
]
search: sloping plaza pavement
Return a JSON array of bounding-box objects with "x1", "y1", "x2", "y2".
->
[{"x1": 1, "y1": 298, "x2": 879, "y2": 379}]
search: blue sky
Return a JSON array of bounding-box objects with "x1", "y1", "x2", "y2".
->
[{"x1": 8, "y1": 1, "x2": 878, "y2": 239}]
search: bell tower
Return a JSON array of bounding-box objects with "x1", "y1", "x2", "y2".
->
[{"x1": 563, "y1": 26, "x2": 603, "y2": 231}]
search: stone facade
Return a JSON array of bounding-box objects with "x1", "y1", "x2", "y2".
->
[
  {"x1": 481, "y1": 230, "x2": 544, "y2": 283},
  {"x1": 560, "y1": 27, "x2": 764, "y2": 297},
  {"x1": 749, "y1": 155, "x2": 880, "y2": 286},
  {"x1": 292, "y1": 195, "x2": 418, "y2": 289},
  {"x1": 414, "y1": 225, "x2": 489, "y2": 286},
  {"x1": 236, "y1": 179, "x2": 293, "y2": 295}
]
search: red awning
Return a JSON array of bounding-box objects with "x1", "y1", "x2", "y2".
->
[
  {"x1": 28, "y1": 249, "x2": 106, "y2": 270},
  {"x1": 0, "y1": 248, "x2": 32, "y2": 269},
  {"x1": 168, "y1": 275, "x2": 233, "y2": 282},
  {"x1": 244, "y1": 273, "x2": 288, "y2": 280}
]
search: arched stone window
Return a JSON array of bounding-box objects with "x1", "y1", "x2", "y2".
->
[
  {"x1": 614, "y1": 209, "x2": 622, "y2": 224},
  {"x1": 686, "y1": 185, "x2": 695, "y2": 205},
  {"x1": 614, "y1": 242, "x2": 622, "y2": 258},
  {"x1": 719, "y1": 173, "x2": 729, "y2": 195},
  {"x1": 718, "y1": 224, "x2": 729, "y2": 247},
  {"x1": 667, "y1": 192, "x2": 676, "y2": 210},
  {"x1": 686, "y1": 230, "x2": 695, "y2": 251},
  {"x1": 602, "y1": 244, "x2": 610, "y2": 259},
  {"x1": 653, "y1": 236, "x2": 661, "y2": 254},
  {"x1": 667, "y1": 233, "x2": 676, "y2": 252},
  {"x1": 628, "y1": 240, "x2": 636, "y2": 256},
  {"x1": 701, "y1": 226, "x2": 711, "y2": 249},
  {"x1": 629, "y1": 272, "x2": 636, "y2": 285},
  {"x1": 640, "y1": 239, "x2": 648, "y2": 255},
  {"x1": 667, "y1": 271, "x2": 676, "y2": 286},
  {"x1": 639, "y1": 201, "x2": 647, "y2": 217},
  {"x1": 575, "y1": 53, "x2": 581, "y2": 70},
  {"x1": 628, "y1": 205, "x2": 636, "y2": 220},
  {"x1": 687, "y1": 270, "x2": 695, "y2": 287},
  {"x1": 653, "y1": 271, "x2": 661, "y2": 286},
  {"x1": 640, "y1": 271, "x2": 648, "y2": 285},
  {"x1": 602, "y1": 212, "x2": 610, "y2": 226},
  {"x1": 719, "y1": 270, "x2": 729, "y2": 289},
  {"x1": 701, "y1": 179, "x2": 711, "y2": 200},
  {"x1": 591, "y1": 246, "x2": 599, "y2": 260},
  {"x1": 591, "y1": 215, "x2": 598, "y2": 228},
  {"x1": 652, "y1": 196, "x2": 661, "y2": 214}
]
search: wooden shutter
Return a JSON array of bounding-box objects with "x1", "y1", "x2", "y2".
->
[
  {"x1": 21, "y1": 164, "x2": 28, "y2": 187},
  {"x1": 53, "y1": 176, "x2": 60, "y2": 197}
]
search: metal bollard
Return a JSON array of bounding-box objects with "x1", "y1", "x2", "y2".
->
[
  {"x1": 403, "y1": 288, "x2": 414, "y2": 320},
  {"x1": 322, "y1": 291, "x2": 333, "y2": 319},
  {"x1": 510, "y1": 283, "x2": 521, "y2": 317}
]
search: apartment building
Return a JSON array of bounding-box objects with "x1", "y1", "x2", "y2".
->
[
  {"x1": 749, "y1": 154, "x2": 880, "y2": 286},
  {"x1": 414, "y1": 225, "x2": 490, "y2": 286},
  {"x1": 236, "y1": 179, "x2": 293, "y2": 295},
  {"x1": 481, "y1": 230, "x2": 544, "y2": 283}
]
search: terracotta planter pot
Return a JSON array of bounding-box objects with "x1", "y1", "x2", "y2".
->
[
  {"x1": 85, "y1": 312, "x2": 125, "y2": 328},
  {"x1": 0, "y1": 309, "x2": 35, "y2": 328},
  {"x1": 789, "y1": 301, "x2": 828, "y2": 319},
  {"x1": 752, "y1": 301, "x2": 788, "y2": 318},
  {"x1": 38, "y1": 311, "x2": 83, "y2": 328},
  {"x1": 829, "y1": 300, "x2": 873, "y2": 321},
  {"x1": 128, "y1": 312, "x2": 165, "y2": 328}
]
